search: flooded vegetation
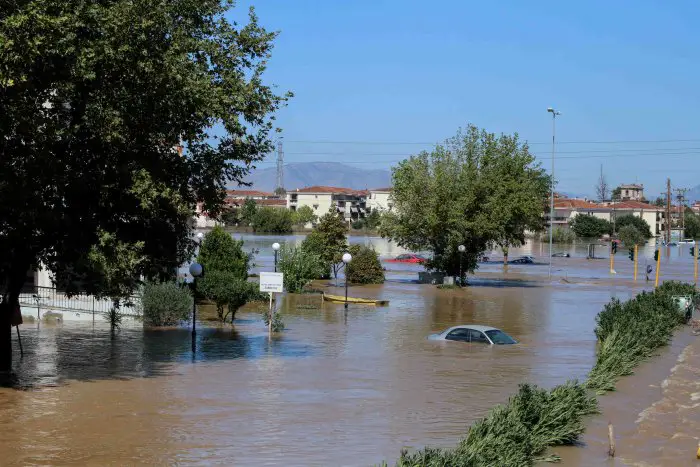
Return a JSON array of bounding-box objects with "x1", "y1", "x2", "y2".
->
[{"x1": 1, "y1": 238, "x2": 699, "y2": 465}]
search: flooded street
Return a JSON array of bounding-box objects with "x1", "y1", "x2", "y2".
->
[{"x1": 2, "y1": 238, "x2": 698, "y2": 466}]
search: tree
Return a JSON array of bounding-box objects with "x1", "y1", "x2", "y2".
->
[
  {"x1": 595, "y1": 170, "x2": 609, "y2": 202},
  {"x1": 277, "y1": 245, "x2": 327, "y2": 293},
  {"x1": 197, "y1": 271, "x2": 256, "y2": 323},
  {"x1": 221, "y1": 208, "x2": 240, "y2": 227},
  {"x1": 302, "y1": 206, "x2": 348, "y2": 279},
  {"x1": 291, "y1": 205, "x2": 317, "y2": 226},
  {"x1": 252, "y1": 207, "x2": 293, "y2": 233},
  {"x1": 684, "y1": 210, "x2": 700, "y2": 239},
  {"x1": 617, "y1": 225, "x2": 645, "y2": 248},
  {"x1": 653, "y1": 197, "x2": 666, "y2": 207},
  {"x1": 365, "y1": 209, "x2": 382, "y2": 230},
  {"x1": 0, "y1": 1, "x2": 289, "y2": 370},
  {"x1": 197, "y1": 226, "x2": 249, "y2": 280},
  {"x1": 381, "y1": 124, "x2": 549, "y2": 276},
  {"x1": 274, "y1": 187, "x2": 287, "y2": 197},
  {"x1": 615, "y1": 215, "x2": 652, "y2": 239},
  {"x1": 569, "y1": 215, "x2": 611, "y2": 238},
  {"x1": 241, "y1": 199, "x2": 258, "y2": 226},
  {"x1": 346, "y1": 245, "x2": 385, "y2": 284}
]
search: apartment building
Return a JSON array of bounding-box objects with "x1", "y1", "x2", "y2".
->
[
  {"x1": 366, "y1": 188, "x2": 394, "y2": 213},
  {"x1": 225, "y1": 190, "x2": 286, "y2": 209},
  {"x1": 287, "y1": 186, "x2": 368, "y2": 223}
]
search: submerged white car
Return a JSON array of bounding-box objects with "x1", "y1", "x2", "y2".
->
[{"x1": 428, "y1": 325, "x2": 518, "y2": 345}]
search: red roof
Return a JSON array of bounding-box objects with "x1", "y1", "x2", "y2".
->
[
  {"x1": 554, "y1": 199, "x2": 599, "y2": 209},
  {"x1": 295, "y1": 186, "x2": 364, "y2": 195},
  {"x1": 226, "y1": 189, "x2": 274, "y2": 197},
  {"x1": 227, "y1": 198, "x2": 286, "y2": 207},
  {"x1": 370, "y1": 187, "x2": 393, "y2": 192},
  {"x1": 609, "y1": 200, "x2": 660, "y2": 210}
]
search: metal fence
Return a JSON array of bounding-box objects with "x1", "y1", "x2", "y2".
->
[{"x1": 18, "y1": 286, "x2": 141, "y2": 318}]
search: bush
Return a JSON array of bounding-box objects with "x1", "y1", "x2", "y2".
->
[
  {"x1": 141, "y1": 281, "x2": 193, "y2": 327},
  {"x1": 570, "y1": 214, "x2": 611, "y2": 238},
  {"x1": 253, "y1": 207, "x2": 293, "y2": 233},
  {"x1": 551, "y1": 227, "x2": 575, "y2": 243},
  {"x1": 346, "y1": 244, "x2": 384, "y2": 284},
  {"x1": 388, "y1": 381, "x2": 598, "y2": 466},
  {"x1": 197, "y1": 270, "x2": 257, "y2": 323},
  {"x1": 262, "y1": 308, "x2": 285, "y2": 332},
  {"x1": 291, "y1": 205, "x2": 317, "y2": 226},
  {"x1": 351, "y1": 219, "x2": 365, "y2": 230},
  {"x1": 617, "y1": 225, "x2": 645, "y2": 247},
  {"x1": 586, "y1": 281, "x2": 698, "y2": 393},
  {"x1": 197, "y1": 226, "x2": 249, "y2": 280},
  {"x1": 614, "y1": 215, "x2": 652, "y2": 238},
  {"x1": 278, "y1": 244, "x2": 328, "y2": 293}
]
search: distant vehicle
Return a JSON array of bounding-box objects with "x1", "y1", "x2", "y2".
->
[
  {"x1": 384, "y1": 253, "x2": 427, "y2": 264},
  {"x1": 552, "y1": 252, "x2": 570, "y2": 258},
  {"x1": 428, "y1": 325, "x2": 518, "y2": 345},
  {"x1": 678, "y1": 239, "x2": 696, "y2": 245},
  {"x1": 509, "y1": 255, "x2": 534, "y2": 264}
]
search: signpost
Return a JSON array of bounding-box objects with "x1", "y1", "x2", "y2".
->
[{"x1": 259, "y1": 272, "x2": 284, "y2": 334}]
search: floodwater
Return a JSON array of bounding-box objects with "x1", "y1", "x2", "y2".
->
[{"x1": 2, "y1": 237, "x2": 699, "y2": 466}]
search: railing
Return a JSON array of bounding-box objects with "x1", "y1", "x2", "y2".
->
[{"x1": 18, "y1": 286, "x2": 141, "y2": 318}]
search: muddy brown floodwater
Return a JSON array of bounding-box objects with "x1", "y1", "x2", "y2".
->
[{"x1": 1, "y1": 242, "x2": 698, "y2": 466}]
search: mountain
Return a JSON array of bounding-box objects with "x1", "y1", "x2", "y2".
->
[
  {"x1": 239, "y1": 162, "x2": 392, "y2": 191},
  {"x1": 687, "y1": 184, "x2": 700, "y2": 203}
]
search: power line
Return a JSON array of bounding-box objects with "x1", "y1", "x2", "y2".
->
[
  {"x1": 284, "y1": 147, "x2": 700, "y2": 156},
  {"x1": 286, "y1": 138, "x2": 700, "y2": 146}
]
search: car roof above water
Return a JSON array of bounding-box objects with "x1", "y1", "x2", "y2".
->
[{"x1": 442, "y1": 324, "x2": 500, "y2": 334}]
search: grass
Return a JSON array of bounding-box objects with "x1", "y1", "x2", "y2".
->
[{"x1": 381, "y1": 281, "x2": 698, "y2": 466}]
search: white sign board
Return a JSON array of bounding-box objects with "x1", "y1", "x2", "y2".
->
[{"x1": 259, "y1": 272, "x2": 284, "y2": 293}]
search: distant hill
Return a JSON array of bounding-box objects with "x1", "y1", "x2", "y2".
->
[
  {"x1": 687, "y1": 184, "x2": 700, "y2": 203},
  {"x1": 238, "y1": 162, "x2": 392, "y2": 191}
]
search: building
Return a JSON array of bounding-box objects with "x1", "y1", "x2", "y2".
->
[
  {"x1": 287, "y1": 186, "x2": 367, "y2": 223},
  {"x1": 225, "y1": 190, "x2": 285, "y2": 210},
  {"x1": 617, "y1": 184, "x2": 645, "y2": 201},
  {"x1": 194, "y1": 202, "x2": 222, "y2": 228},
  {"x1": 691, "y1": 201, "x2": 700, "y2": 214},
  {"x1": 366, "y1": 188, "x2": 393, "y2": 213}
]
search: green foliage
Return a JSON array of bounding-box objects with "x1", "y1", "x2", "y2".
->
[
  {"x1": 274, "y1": 187, "x2": 287, "y2": 197},
  {"x1": 617, "y1": 225, "x2": 645, "y2": 247},
  {"x1": 614, "y1": 215, "x2": 652, "y2": 238},
  {"x1": 141, "y1": 281, "x2": 193, "y2": 327},
  {"x1": 684, "y1": 210, "x2": 700, "y2": 238},
  {"x1": 550, "y1": 227, "x2": 576, "y2": 243},
  {"x1": 380, "y1": 124, "x2": 550, "y2": 276},
  {"x1": 197, "y1": 226, "x2": 249, "y2": 280},
  {"x1": 365, "y1": 209, "x2": 382, "y2": 230},
  {"x1": 587, "y1": 282, "x2": 698, "y2": 393},
  {"x1": 388, "y1": 381, "x2": 598, "y2": 467},
  {"x1": 106, "y1": 303, "x2": 123, "y2": 331},
  {"x1": 653, "y1": 197, "x2": 666, "y2": 207},
  {"x1": 197, "y1": 271, "x2": 256, "y2": 323},
  {"x1": 241, "y1": 199, "x2": 258, "y2": 226},
  {"x1": 0, "y1": 0, "x2": 290, "y2": 311},
  {"x1": 569, "y1": 215, "x2": 611, "y2": 238},
  {"x1": 612, "y1": 187, "x2": 622, "y2": 200},
  {"x1": 351, "y1": 219, "x2": 365, "y2": 230},
  {"x1": 346, "y1": 245, "x2": 385, "y2": 284},
  {"x1": 278, "y1": 245, "x2": 327, "y2": 293},
  {"x1": 253, "y1": 207, "x2": 293, "y2": 233},
  {"x1": 262, "y1": 308, "x2": 285, "y2": 332},
  {"x1": 221, "y1": 208, "x2": 240, "y2": 227},
  {"x1": 302, "y1": 206, "x2": 348, "y2": 278},
  {"x1": 292, "y1": 205, "x2": 317, "y2": 226}
]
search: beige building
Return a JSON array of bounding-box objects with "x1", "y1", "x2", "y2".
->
[
  {"x1": 366, "y1": 188, "x2": 393, "y2": 213},
  {"x1": 617, "y1": 184, "x2": 644, "y2": 201},
  {"x1": 287, "y1": 186, "x2": 367, "y2": 224}
]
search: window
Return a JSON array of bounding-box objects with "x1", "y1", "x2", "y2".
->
[
  {"x1": 469, "y1": 330, "x2": 489, "y2": 343},
  {"x1": 445, "y1": 328, "x2": 471, "y2": 342},
  {"x1": 484, "y1": 330, "x2": 517, "y2": 345}
]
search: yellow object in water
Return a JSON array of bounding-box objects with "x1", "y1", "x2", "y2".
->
[
  {"x1": 322, "y1": 293, "x2": 388, "y2": 306},
  {"x1": 696, "y1": 441, "x2": 700, "y2": 459}
]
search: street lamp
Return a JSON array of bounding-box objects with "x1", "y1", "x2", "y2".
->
[
  {"x1": 272, "y1": 242, "x2": 280, "y2": 272},
  {"x1": 189, "y1": 262, "x2": 203, "y2": 336},
  {"x1": 547, "y1": 107, "x2": 561, "y2": 279},
  {"x1": 458, "y1": 245, "x2": 466, "y2": 286},
  {"x1": 342, "y1": 252, "x2": 352, "y2": 309}
]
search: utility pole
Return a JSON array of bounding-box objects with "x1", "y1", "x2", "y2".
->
[
  {"x1": 666, "y1": 179, "x2": 671, "y2": 244},
  {"x1": 275, "y1": 138, "x2": 284, "y2": 193},
  {"x1": 675, "y1": 188, "x2": 688, "y2": 239},
  {"x1": 547, "y1": 107, "x2": 561, "y2": 279}
]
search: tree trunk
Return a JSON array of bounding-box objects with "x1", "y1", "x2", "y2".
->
[{"x1": 1, "y1": 260, "x2": 31, "y2": 373}]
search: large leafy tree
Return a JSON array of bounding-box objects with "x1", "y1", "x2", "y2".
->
[
  {"x1": 570, "y1": 214, "x2": 611, "y2": 238},
  {"x1": 684, "y1": 209, "x2": 700, "y2": 239},
  {"x1": 381, "y1": 124, "x2": 549, "y2": 277},
  {"x1": 302, "y1": 206, "x2": 348, "y2": 279},
  {"x1": 615, "y1": 215, "x2": 652, "y2": 239},
  {"x1": 0, "y1": 1, "x2": 289, "y2": 371}
]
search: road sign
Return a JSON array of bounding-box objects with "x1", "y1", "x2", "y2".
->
[{"x1": 259, "y1": 272, "x2": 284, "y2": 293}]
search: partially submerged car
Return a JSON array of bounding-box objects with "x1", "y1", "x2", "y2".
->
[
  {"x1": 428, "y1": 325, "x2": 518, "y2": 345},
  {"x1": 384, "y1": 253, "x2": 427, "y2": 264},
  {"x1": 552, "y1": 252, "x2": 570, "y2": 258},
  {"x1": 509, "y1": 255, "x2": 534, "y2": 264}
]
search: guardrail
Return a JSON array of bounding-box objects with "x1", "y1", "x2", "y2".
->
[{"x1": 18, "y1": 286, "x2": 140, "y2": 319}]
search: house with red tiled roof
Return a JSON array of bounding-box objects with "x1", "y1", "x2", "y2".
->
[
  {"x1": 367, "y1": 187, "x2": 394, "y2": 213},
  {"x1": 287, "y1": 186, "x2": 368, "y2": 224}
]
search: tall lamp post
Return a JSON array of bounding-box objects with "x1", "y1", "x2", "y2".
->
[
  {"x1": 458, "y1": 244, "x2": 466, "y2": 286},
  {"x1": 342, "y1": 252, "x2": 352, "y2": 309},
  {"x1": 272, "y1": 242, "x2": 280, "y2": 272},
  {"x1": 189, "y1": 232, "x2": 204, "y2": 336},
  {"x1": 547, "y1": 107, "x2": 561, "y2": 279}
]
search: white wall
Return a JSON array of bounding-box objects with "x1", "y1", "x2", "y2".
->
[{"x1": 367, "y1": 191, "x2": 393, "y2": 212}]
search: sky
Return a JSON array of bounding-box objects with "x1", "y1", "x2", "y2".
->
[{"x1": 231, "y1": 0, "x2": 700, "y2": 198}]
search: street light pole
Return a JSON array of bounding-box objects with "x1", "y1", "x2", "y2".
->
[
  {"x1": 547, "y1": 107, "x2": 560, "y2": 279},
  {"x1": 342, "y1": 252, "x2": 352, "y2": 309},
  {"x1": 189, "y1": 232, "x2": 204, "y2": 339},
  {"x1": 272, "y1": 242, "x2": 280, "y2": 272},
  {"x1": 458, "y1": 244, "x2": 466, "y2": 286}
]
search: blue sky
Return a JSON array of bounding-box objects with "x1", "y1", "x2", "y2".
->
[{"x1": 232, "y1": 0, "x2": 700, "y2": 198}]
